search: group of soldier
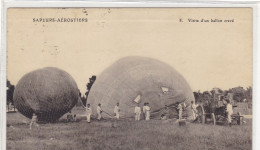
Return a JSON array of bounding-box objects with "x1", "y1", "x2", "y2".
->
[
  {"x1": 83, "y1": 101, "x2": 192, "y2": 123},
  {"x1": 84, "y1": 102, "x2": 152, "y2": 123},
  {"x1": 135, "y1": 102, "x2": 151, "y2": 121}
]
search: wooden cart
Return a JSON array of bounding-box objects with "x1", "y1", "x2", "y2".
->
[{"x1": 196, "y1": 104, "x2": 244, "y2": 126}]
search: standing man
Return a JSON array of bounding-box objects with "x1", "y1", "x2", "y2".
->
[
  {"x1": 97, "y1": 103, "x2": 103, "y2": 121},
  {"x1": 145, "y1": 103, "x2": 151, "y2": 120},
  {"x1": 29, "y1": 113, "x2": 39, "y2": 129},
  {"x1": 191, "y1": 101, "x2": 198, "y2": 120},
  {"x1": 177, "y1": 102, "x2": 183, "y2": 120},
  {"x1": 226, "y1": 100, "x2": 233, "y2": 127},
  {"x1": 134, "y1": 104, "x2": 141, "y2": 121},
  {"x1": 86, "y1": 104, "x2": 92, "y2": 123},
  {"x1": 114, "y1": 102, "x2": 120, "y2": 120}
]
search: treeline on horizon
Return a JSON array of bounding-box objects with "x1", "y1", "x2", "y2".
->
[
  {"x1": 193, "y1": 86, "x2": 252, "y2": 108},
  {"x1": 6, "y1": 78, "x2": 252, "y2": 108}
]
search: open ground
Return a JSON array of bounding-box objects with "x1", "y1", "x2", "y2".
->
[{"x1": 7, "y1": 107, "x2": 252, "y2": 150}]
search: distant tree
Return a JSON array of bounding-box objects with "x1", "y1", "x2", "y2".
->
[
  {"x1": 75, "y1": 92, "x2": 84, "y2": 106},
  {"x1": 210, "y1": 87, "x2": 223, "y2": 95},
  {"x1": 7, "y1": 79, "x2": 15, "y2": 111},
  {"x1": 202, "y1": 91, "x2": 211, "y2": 102},
  {"x1": 194, "y1": 90, "x2": 213, "y2": 104},
  {"x1": 245, "y1": 86, "x2": 252, "y2": 108},
  {"x1": 81, "y1": 96, "x2": 87, "y2": 106},
  {"x1": 193, "y1": 92, "x2": 200, "y2": 101},
  {"x1": 83, "y1": 76, "x2": 96, "y2": 106},
  {"x1": 222, "y1": 90, "x2": 229, "y2": 96},
  {"x1": 245, "y1": 86, "x2": 252, "y2": 100},
  {"x1": 233, "y1": 92, "x2": 245, "y2": 102},
  {"x1": 6, "y1": 79, "x2": 15, "y2": 105},
  {"x1": 210, "y1": 90, "x2": 214, "y2": 95},
  {"x1": 203, "y1": 91, "x2": 211, "y2": 96},
  {"x1": 231, "y1": 86, "x2": 246, "y2": 102}
]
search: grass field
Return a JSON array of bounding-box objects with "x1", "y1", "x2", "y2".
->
[{"x1": 7, "y1": 107, "x2": 252, "y2": 150}]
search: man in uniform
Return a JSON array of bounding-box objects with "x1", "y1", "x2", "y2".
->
[
  {"x1": 226, "y1": 100, "x2": 233, "y2": 127},
  {"x1": 134, "y1": 104, "x2": 141, "y2": 121},
  {"x1": 145, "y1": 103, "x2": 151, "y2": 120},
  {"x1": 114, "y1": 102, "x2": 120, "y2": 120},
  {"x1": 97, "y1": 103, "x2": 103, "y2": 121},
  {"x1": 191, "y1": 101, "x2": 198, "y2": 120},
  {"x1": 86, "y1": 104, "x2": 92, "y2": 123},
  {"x1": 177, "y1": 102, "x2": 183, "y2": 120},
  {"x1": 30, "y1": 113, "x2": 39, "y2": 129}
]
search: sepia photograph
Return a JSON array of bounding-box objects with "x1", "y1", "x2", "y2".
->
[{"x1": 6, "y1": 8, "x2": 252, "y2": 150}]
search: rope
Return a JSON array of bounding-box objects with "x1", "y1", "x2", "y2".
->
[
  {"x1": 102, "y1": 110, "x2": 114, "y2": 118},
  {"x1": 150, "y1": 105, "x2": 177, "y2": 115}
]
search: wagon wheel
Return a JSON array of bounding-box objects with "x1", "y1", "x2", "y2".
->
[
  {"x1": 224, "y1": 117, "x2": 229, "y2": 126},
  {"x1": 217, "y1": 115, "x2": 228, "y2": 126},
  {"x1": 196, "y1": 104, "x2": 205, "y2": 124},
  {"x1": 223, "y1": 112, "x2": 229, "y2": 126}
]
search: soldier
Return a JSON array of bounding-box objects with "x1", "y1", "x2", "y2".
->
[
  {"x1": 86, "y1": 104, "x2": 92, "y2": 123},
  {"x1": 177, "y1": 102, "x2": 183, "y2": 120},
  {"x1": 29, "y1": 113, "x2": 39, "y2": 129},
  {"x1": 134, "y1": 104, "x2": 141, "y2": 121},
  {"x1": 97, "y1": 104, "x2": 103, "y2": 121},
  {"x1": 226, "y1": 100, "x2": 233, "y2": 127},
  {"x1": 145, "y1": 103, "x2": 151, "y2": 120},
  {"x1": 191, "y1": 101, "x2": 198, "y2": 120},
  {"x1": 114, "y1": 102, "x2": 120, "y2": 120}
]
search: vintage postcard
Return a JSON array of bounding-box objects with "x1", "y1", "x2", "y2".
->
[{"x1": 6, "y1": 8, "x2": 252, "y2": 150}]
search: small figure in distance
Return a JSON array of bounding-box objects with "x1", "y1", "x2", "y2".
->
[
  {"x1": 86, "y1": 104, "x2": 92, "y2": 123},
  {"x1": 97, "y1": 103, "x2": 103, "y2": 121},
  {"x1": 30, "y1": 113, "x2": 39, "y2": 130},
  {"x1": 114, "y1": 102, "x2": 120, "y2": 120},
  {"x1": 191, "y1": 101, "x2": 199, "y2": 120},
  {"x1": 177, "y1": 102, "x2": 183, "y2": 120},
  {"x1": 226, "y1": 100, "x2": 233, "y2": 127},
  {"x1": 67, "y1": 111, "x2": 74, "y2": 122},
  {"x1": 134, "y1": 104, "x2": 141, "y2": 121},
  {"x1": 112, "y1": 103, "x2": 120, "y2": 128},
  {"x1": 145, "y1": 103, "x2": 151, "y2": 120}
]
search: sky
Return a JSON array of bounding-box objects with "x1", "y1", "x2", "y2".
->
[{"x1": 7, "y1": 8, "x2": 252, "y2": 93}]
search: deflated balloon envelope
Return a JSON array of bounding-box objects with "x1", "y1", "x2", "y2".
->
[
  {"x1": 13, "y1": 67, "x2": 79, "y2": 122},
  {"x1": 87, "y1": 56, "x2": 194, "y2": 118}
]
